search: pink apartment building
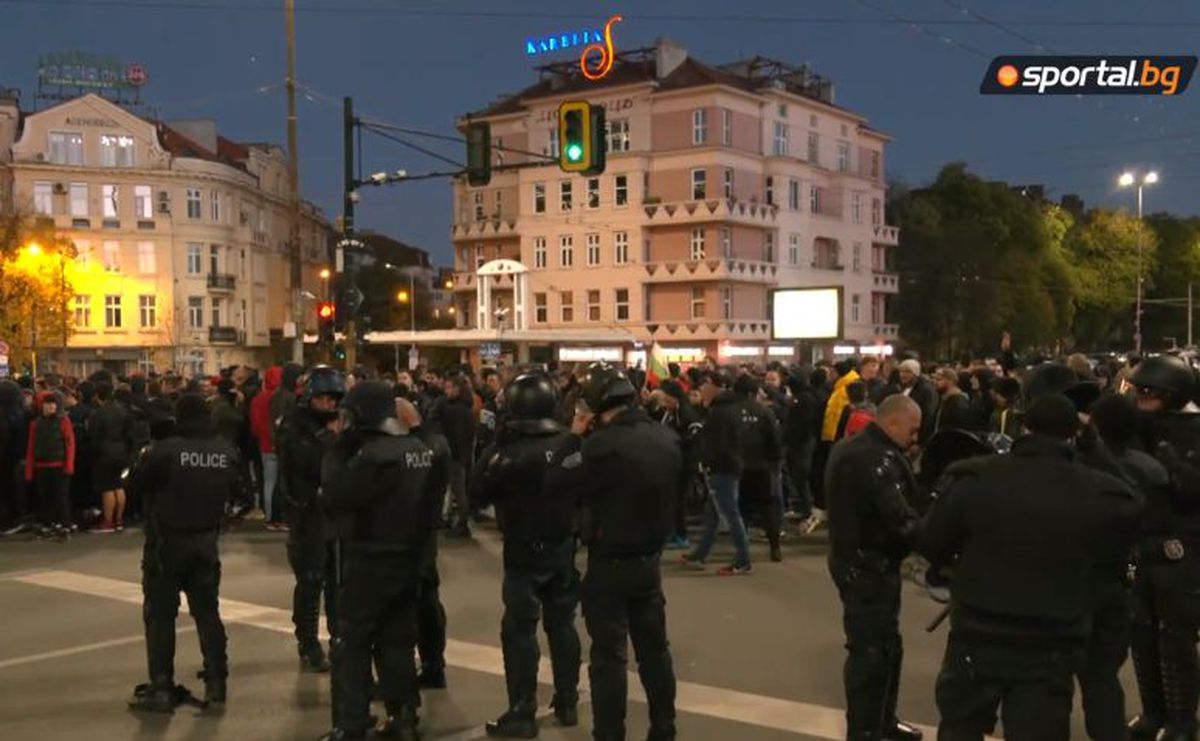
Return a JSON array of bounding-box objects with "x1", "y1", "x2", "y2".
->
[{"x1": 448, "y1": 40, "x2": 900, "y2": 366}]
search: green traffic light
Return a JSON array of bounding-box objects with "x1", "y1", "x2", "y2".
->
[{"x1": 566, "y1": 143, "x2": 583, "y2": 162}]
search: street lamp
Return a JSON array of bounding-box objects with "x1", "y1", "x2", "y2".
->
[
  {"x1": 1119, "y1": 170, "x2": 1159, "y2": 354},
  {"x1": 318, "y1": 267, "x2": 331, "y2": 300},
  {"x1": 397, "y1": 289, "x2": 410, "y2": 303}
]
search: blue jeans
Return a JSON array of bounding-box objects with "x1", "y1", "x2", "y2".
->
[
  {"x1": 262, "y1": 453, "x2": 278, "y2": 520},
  {"x1": 691, "y1": 473, "x2": 750, "y2": 567}
]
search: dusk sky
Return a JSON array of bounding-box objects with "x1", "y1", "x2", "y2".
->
[{"x1": 3, "y1": 0, "x2": 1198, "y2": 265}]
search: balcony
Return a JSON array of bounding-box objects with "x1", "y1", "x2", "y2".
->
[
  {"x1": 871, "y1": 323, "x2": 900, "y2": 338},
  {"x1": 642, "y1": 258, "x2": 779, "y2": 285},
  {"x1": 811, "y1": 260, "x2": 844, "y2": 271},
  {"x1": 640, "y1": 197, "x2": 780, "y2": 229},
  {"x1": 208, "y1": 326, "x2": 239, "y2": 344},
  {"x1": 207, "y1": 273, "x2": 236, "y2": 292},
  {"x1": 872, "y1": 273, "x2": 899, "y2": 293},
  {"x1": 452, "y1": 271, "x2": 516, "y2": 292},
  {"x1": 872, "y1": 225, "x2": 900, "y2": 246},
  {"x1": 451, "y1": 217, "x2": 518, "y2": 242}
]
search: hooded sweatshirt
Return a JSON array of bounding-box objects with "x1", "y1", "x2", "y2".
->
[
  {"x1": 821, "y1": 369, "x2": 861, "y2": 442},
  {"x1": 250, "y1": 366, "x2": 281, "y2": 454},
  {"x1": 268, "y1": 363, "x2": 304, "y2": 451},
  {"x1": 25, "y1": 392, "x2": 75, "y2": 481}
]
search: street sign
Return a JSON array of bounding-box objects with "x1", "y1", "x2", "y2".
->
[
  {"x1": 340, "y1": 286, "x2": 365, "y2": 313},
  {"x1": 407, "y1": 346, "x2": 419, "y2": 371},
  {"x1": 479, "y1": 342, "x2": 501, "y2": 361}
]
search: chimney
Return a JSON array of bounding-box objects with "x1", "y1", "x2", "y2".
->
[
  {"x1": 0, "y1": 88, "x2": 20, "y2": 164},
  {"x1": 167, "y1": 119, "x2": 218, "y2": 153},
  {"x1": 655, "y1": 38, "x2": 688, "y2": 80}
]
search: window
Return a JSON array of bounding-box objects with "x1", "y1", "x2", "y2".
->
[
  {"x1": 187, "y1": 297, "x2": 204, "y2": 328},
  {"x1": 606, "y1": 119, "x2": 630, "y2": 152},
  {"x1": 615, "y1": 288, "x2": 630, "y2": 321},
  {"x1": 473, "y1": 191, "x2": 484, "y2": 221},
  {"x1": 534, "y1": 293, "x2": 548, "y2": 323},
  {"x1": 852, "y1": 242, "x2": 862, "y2": 273},
  {"x1": 837, "y1": 142, "x2": 850, "y2": 173},
  {"x1": 692, "y1": 109, "x2": 708, "y2": 145},
  {"x1": 872, "y1": 198, "x2": 883, "y2": 226},
  {"x1": 690, "y1": 228, "x2": 706, "y2": 261},
  {"x1": 139, "y1": 295, "x2": 157, "y2": 328},
  {"x1": 587, "y1": 290, "x2": 601, "y2": 322},
  {"x1": 586, "y1": 233, "x2": 601, "y2": 266},
  {"x1": 102, "y1": 241, "x2": 120, "y2": 273},
  {"x1": 722, "y1": 168, "x2": 733, "y2": 199},
  {"x1": 873, "y1": 244, "x2": 885, "y2": 272},
  {"x1": 104, "y1": 295, "x2": 122, "y2": 328},
  {"x1": 559, "y1": 180, "x2": 572, "y2": 211},
  {"x1": 810, "y1": 185, "x2": 820, "y2": 214},
  {"x1": 101, "y1": 184, "x2": 119, "y2": 221},
  {"x1": 690, "y1": 287, "x2": 706, "y2": 319},
  {"x1": 33, "y1": 182, "x2": 52, "y2": 215},
  {"x1": 765, "y1": 176, "x2": 774, "y2": 206},
  {"x1": 211, "y1": 298, "x2": 223, "y2": 328},
  {"x1": 614, "y1": 174, "x2": 628, "y2": 206},
  {"x1": 559, "y1": 235, "x2": 573, "y2": 267},
  {"x1": 186, "y1": 243, "x2": 202, "y2": 275},
  {"x1": 851, "y1": 293, "x2": 861, "y2": 323},
  {"x1": 474, "y1": 244, "x2": 486, "y2": 270},
  {"x1": 719, "y1": 227, "x2": 731, "y2": 258},
  {"x1": 134, "y1": 185, "x2": 152, "y2": 219},
  {"x1": 587, "y1": 178, "x2": 600, "y2": 209},
  {"x1": 773, "y1": 122, "x2": 789, "y2": 156},
  {"x1": 533, "y1": 237, "x2": 547, "y2": 269},
  {"x1": 137, "y1": 241, "x2": 155, "y2": 273},
  {"x1": 211, "y1": 191, "x2": 221, "y2": 222},
  {"x1": 764, "y1": 232, "x2": 775, "y2": 262},
  {"x1": 100, "y1": 134, "x2": 135, "y2": 167},
  {"x1": 788, "y1": 233, "x2": 800, "y2": 265},
  {"x1": 73, "y1": 295, "x2": 91, "y2": 328},
  {"x1": 533, "y1": 183, "x2": 546, "y2": 213},
  {"x1": 810, "y1": 113, "x2": 818, "y2": 127},
  {"x1": 614, "y1": 231, "x2": 629, "y2": 265},
  {"x1": 74, "y1": 240, "x2": 91, "y2": 271},
  {"x1": 49, "y1": 131, "x2": 84, "y2": 165},
  {"x1": 721, "y1": 108, "x2": 732, "y2": 145},
  {"x1": 256, "y1": 207, "x2": 266, "y2": 232},
  {"x1": 852, "y1": 193, "x2": 863, "y2": 223},
  {"x1": 70, "y1": 183, "x2": 88, "y2": 218},
  {"x1": 870, "y1": 151, "x2": 881, "y2": 179},
  {"x1": 788, "y1": 179, "x2": 800, "y2": 210},
  {"x1": 548, "y1": 127, "x2": 559, "y2": 158},
  {"x1": 691, "y1": 169, "x2": 707, "y2": 200},
  {"x1": 186, "y1": 189, "x2": 201, "y2": 219},
  {"x1": 721, "y1": 286, "x2": 732, "y2": 319},
  {"x1": 560, "y1": 291, "x2": 574, "y2": 322},
  {"x1": 209, "y1": 244, "x2": 220, "y2": 274},
  {"x1": 807, "y1": 132, "x2": 819, "y2": 164}
]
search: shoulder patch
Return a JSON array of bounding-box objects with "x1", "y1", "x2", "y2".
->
[{"x1": 561, "y1": 451, "x2": 584, "y2": 470}]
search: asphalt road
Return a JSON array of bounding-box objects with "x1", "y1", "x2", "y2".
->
[{"x1": 0, "y1": 521, "x2": 1134, "y2": 739}]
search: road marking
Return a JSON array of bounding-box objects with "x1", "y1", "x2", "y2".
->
[
  {"x1": 15, "y1": 569, "x2": 941, "y2": 739},
  {"x1": 0, "y1": 628, "x2": 194, "y2": 670},
  {"x1": 0, "y1": 567, "x2": 49, "y2": 581}
]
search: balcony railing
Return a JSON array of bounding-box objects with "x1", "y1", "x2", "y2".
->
[
  {"x1": 208, "y1": 326, "x2": 238, "y2": 344},
  {"x1": 207, "y1": 273, "x2": 236, "y2": 291},
  {"x1": 811, "y1": 260, "x2": 844, "y2": 271},
  {"x1": 872, "y1": 225, "x2": 900, "y2": 246}
]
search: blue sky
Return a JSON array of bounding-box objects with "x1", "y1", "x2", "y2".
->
[{"x1": 3, "y1": 0, "x2": 1198, "y2": 265}]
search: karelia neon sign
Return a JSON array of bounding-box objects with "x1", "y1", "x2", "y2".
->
[{"x1": 524, "y1": 14, "x2": 623, "y2": 81}]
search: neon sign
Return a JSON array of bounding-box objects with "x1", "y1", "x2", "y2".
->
[{"x1": 524, "y1": 14, "x2": 623, "y2": 82}]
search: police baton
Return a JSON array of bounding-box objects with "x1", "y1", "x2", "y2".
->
[{"x1": 926, "y1": 605, "x2": 950, "y2": 633}]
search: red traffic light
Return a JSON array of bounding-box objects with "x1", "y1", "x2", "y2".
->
[{"x1": 317, "y1": 301, "x2": 335, "y2": 320}]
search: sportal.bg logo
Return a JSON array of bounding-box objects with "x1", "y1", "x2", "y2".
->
[{"x1": 980, "y1": 56, "x2": 1197, "y2": 95}]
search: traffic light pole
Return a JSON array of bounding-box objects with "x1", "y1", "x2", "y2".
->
[{"x1": 342, "y1": 96, "x2": 358, "y2": 372}]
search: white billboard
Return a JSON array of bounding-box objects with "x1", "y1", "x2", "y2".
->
[{"x1": 771, "y1": 287, "x2": 843, "y2": 340}]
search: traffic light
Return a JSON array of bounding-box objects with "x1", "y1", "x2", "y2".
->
[
  {"x1": 466, "y1": 121, "x2": 491, "y2": 186},
  {"x1": 558, "y1": 100, "x2": 606, "y2": 175},
  {"x1": 333, "y1": 344, "x2": 346, "y2": 362},
  {"x1": 316, "y1": 300, "x2": 335, "y2": 344}
]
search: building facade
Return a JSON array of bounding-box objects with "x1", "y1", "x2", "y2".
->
[
  {"x1": 449, "y1": 42, "x2": 900, "y2": 365},
  {"x1": 0, "y1": 93, "x2": 329, "y2": 376}
]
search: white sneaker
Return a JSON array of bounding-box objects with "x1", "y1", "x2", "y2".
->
[{"x1": 243, "y1": 508, "x2": 266, "y2": 521}]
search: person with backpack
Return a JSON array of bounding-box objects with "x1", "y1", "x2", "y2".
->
[{"x1": 25, "y1": 390, "x2": 75, "y2": 538}]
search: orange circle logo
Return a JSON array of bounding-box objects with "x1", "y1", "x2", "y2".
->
[{"x1": 997, "y1": 64, "x2": 1019, "y2": 88}]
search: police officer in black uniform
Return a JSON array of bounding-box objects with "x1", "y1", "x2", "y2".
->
[
  {"x1": 1125, "y1": 355, "x2": 1200, "y2": 740},
  {"x1": 278, "y1": 365, "x2": 346, "y2": 673},
  {"x1": 824, "y1": 394, "x2": 924, "y2": 741},
  {"x1": 544, "y1": 363, "x2": 682, "y2": 741},
  {"x1": 126, "y1": 393, "x2": 240, "y2": 712},
  {"x1": 471, "y1": 373, "x2": 579, "y2": 738},
  {"x1": 320, "y1": 381, "x2": 436, "y2": 741}
]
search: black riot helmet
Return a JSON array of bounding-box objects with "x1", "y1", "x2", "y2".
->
[
  {"x1": 504, "y1": 373, "x2": 558, "y2": 421},
  {"x1": 579, "y1": 362, "x2": 637, "y2": 415},
  {"x1": 304, "y1": 365, "x2": 348, "y2": 402},
  {"x1": 1131, "y1": 355, "x2": 1195, "y2": 411},
  {"x1": 1023, "y1": 362, "x2": 1100, "y2": 414},
  {"x1": 340, "y1": 380, "x2": 402, "y2": 434}
]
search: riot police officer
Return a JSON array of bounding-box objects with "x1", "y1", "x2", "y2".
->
[
  {"x1": 126, "y1": 393, "x2": 240, "y2": 712},
  {"x1": 278, "y1": 365, "x2": 346, "y2": 673},
  {"x1": 544, "y1": 363, "x2": 681, "y2": 741},
  {"x1": 471, "y1": 373, "x2": 579, "y2": 738},
  {"x1": 824, "y1": 394, "x2": 924, "y2": 741},
  {"x1": 320, "y1": 381, "x2": 436, "y2": 741},
  {"x1": 1125, "y1": 355, "x2": 1200, "y2": 740}
]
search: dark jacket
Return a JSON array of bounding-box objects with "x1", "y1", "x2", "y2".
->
[
  {"x1": 277, "y1": 406, "x2": 332, "y2": 509},
  {"x1": 440, "y1": 393, "x2": 476, "y2": 465},
  {"x1": 700, "y1": 391, "x2": 743, "y2": 475},
  {"x1": 127, "y1": 421, "x2": 240, "y2": 534},
  {"x1": 825, "y1": 423, "x2": 921, "y2": 569},
  {"x1": 735, "y1": 395, "x2": 784, "y2": 471},
  {"x1": 784, "y1": 387, "x2": 819, "y2": 449},
  {"x1": 935, "y1": 390, "x2": 974, "y2": 433},
  {"x1": 919, "y1": 434, "x2": 1142, "y2": 643},
  {"x1": 413, "y1": 425, "x2": 452, "y2": 534},
  {"x1": 903, "y1": 376, "x2": 938, "y2": 443},
  {"x1": 1137, "y1": 411, "x2": 1200, "y2": 536},
  {"x1": 545, "y1": 406, "x2": 683, "y2": 559},
  {"x1": 88, "y1": 400, "x2": 134, "y2": 467},
  {"x1": 267, "y1": 363, "x2": 303, "y2": 451},
  {"x1": 211, "y1": 396, "x2": 244, "y2": 447}
]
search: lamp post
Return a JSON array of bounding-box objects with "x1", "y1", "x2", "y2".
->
[
  {"x1": 1119, "y1": 170, "x2": 1159, "y2": 355},
  {"x1": 319, "y1": 267, "x2": 331, "y2": 300}
]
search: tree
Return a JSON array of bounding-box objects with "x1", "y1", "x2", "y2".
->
[
  {"x1": 1064, "y1": 208, "x2": 1155, "y2": 349},
  {"x1": 0, "y1": 213, "x2": 77, "y2": 374},
  {"x1": 1143, "y1": 215, "x2": 1200, "y2": 348}
]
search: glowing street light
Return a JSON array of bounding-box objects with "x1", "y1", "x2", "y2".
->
[
  {"x1": 25, "y1": 242, "x2": 43, "y2": 257},
  {"x1": 319, "y1": 267, "x2": 331, "y2": 280},
  {"x1": 397, "y1": 289, "x2": 410, "y2": 304},
  {"x1": 1118, "y1": 170, "x2": 1160, "y2": 354}
]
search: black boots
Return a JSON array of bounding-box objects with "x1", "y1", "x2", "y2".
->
[
  {"x1": 1163, "y1": 645, "x2": 1200, "y2": 741},
  {"x1": 204, "y1": 676, "x2": 226, "y2": 705},
  {"x1": 884, "y1": 720, "x2": 924, "y2": 741},
  {"x1": 128, "y1": 679, "x2": 177, "y2": 713},
  {"x1": 485, "y1": 708, "x2": 538, "y2": 738},
  {"x1": 377, "y1": 706, "x2": 421, "y2": 740},
  {"x1": 300, "y1": 643, "x2": 331, "y2": 673},
  {"x1": 417, "y1": 666, "x2": 446, "y2": 689},
  {"x1": 551, "y1": 696, "x2": 578, "y2": 727}
]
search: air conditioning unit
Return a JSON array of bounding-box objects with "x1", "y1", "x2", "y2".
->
[
  {"x1": 52, "y1": 182, "x2": 67, "y2": 195},
  {"x1": 157, "y1": 201, "x2": 171, "y2": 214}
]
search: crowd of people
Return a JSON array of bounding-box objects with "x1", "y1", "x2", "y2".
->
[{"x1": 1, "y1": 345, "x2": 1198, "y2": 740}]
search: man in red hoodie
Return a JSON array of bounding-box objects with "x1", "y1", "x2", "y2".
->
[
  {"x1": 25, "y1": 390, "x2": 75, "y2": 538},
  {"x1": 248, "y1": 366, "x2": 281, "y2": 522}
]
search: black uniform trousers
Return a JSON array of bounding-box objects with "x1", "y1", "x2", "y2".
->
[
  {"x1": 34, "y1": 467, "x2": 71, "y2": 527},
  {"x1": 141, "y1": 529, "x2": 227, "y2": 686},
  {"x1": 286, "y1": 505, "x2": 336, "y2": 653},
  {"x1": 417, "y1": 535, "x2": 447, "y2": 673},
  {"x1": 582, "y1": 552, "x2": 676, "y2": 741},
  {"x1": 830, "y1": 560, "x2": 903, "y2": 740},
  {"x1": 1077, "y1": 584, "x2": 1131, "y2": 741},
  {"x1": 501, "y1": 538, "x2": 581, "y2": 711},
  {"x1": 332, "y1": 550, "x2": 420, "y2": 735},
  {"x1": 1130, "y1": 556, "x2": 1200, "y2": 734},
  {"x1": 935, "y1": 631, "x2": 1083, "y2": 741}
]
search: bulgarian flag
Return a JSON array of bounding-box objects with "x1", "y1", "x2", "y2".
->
[{"x1": 646, "y1": 342, "x2": 670, "y2": 388}]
